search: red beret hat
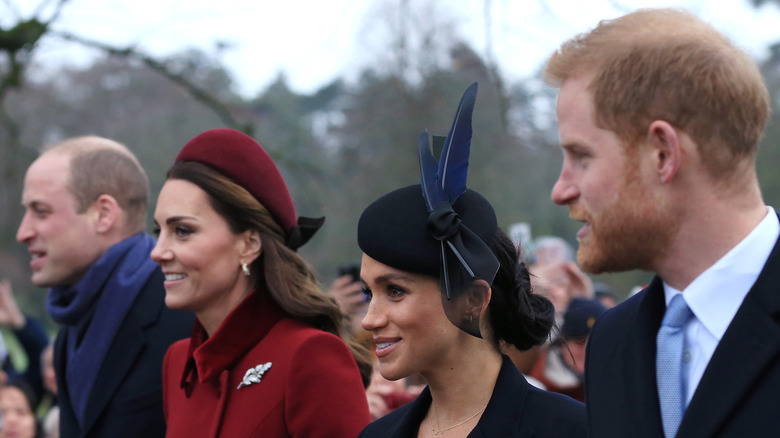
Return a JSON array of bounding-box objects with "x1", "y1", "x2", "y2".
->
[{"x1": 176, "y1": 129, "x2": 323, "y2": 249}]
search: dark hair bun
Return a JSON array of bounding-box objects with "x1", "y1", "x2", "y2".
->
[{"x1": 487, "y1": 234, "x2": 555, "y2": 350}]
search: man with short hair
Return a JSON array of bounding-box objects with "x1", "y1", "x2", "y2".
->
[
  {"x1": 17, "y1": 136, "x2": 193, "y2": 438},
  {"x1": 546, "y1": 8, "x2": 779, "y2": 437}
]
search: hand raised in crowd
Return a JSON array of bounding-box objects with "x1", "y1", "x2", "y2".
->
[
  {"x1": 531, "y1": 261, "x2": 594, "y2": 316},
  {"x1": 0, "y1": 279, "x2": 26, "y2": 330},
  {"x1": 328, "y1": 274, "x2": 367, "y2": 319},
  {"x1": 560, "y1": 261, "x2": 594, "y2": 299}
]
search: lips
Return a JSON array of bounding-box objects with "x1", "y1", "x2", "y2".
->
[
  {"x1": 569, "y1": 209, "x2": 592, "y2": 241},
  {"x1": 576, "y1": 222, "x2": 591, "y2": 240},
  {"x1": 162, "y1": 272, "x2": 188, "y2": 287},
  {"x1": 373, "y1": 337, "x2": 401, "y2": 358},
  {"x1": 29, "y1": 252, "x2": 46, "y2": 270}
]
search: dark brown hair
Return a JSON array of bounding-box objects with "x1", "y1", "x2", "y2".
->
[{"x1": 487, "y1": 228, "x2": 555, "y2": 351}]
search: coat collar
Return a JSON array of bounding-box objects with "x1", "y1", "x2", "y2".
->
[
  {"x1": 678, "y1": 231, "x2": 780, "y2": 437},
  {"x1": 181, "y1": 289, "x2": 284, "y2": 393},
  {"x1": 618, "y1": 277, "x2": 667, "y2": 436},
  {"x1": 376, "y1": 355, "x2": 525, "y2": 437},
  {"x1": 471, "y1": 355, "x2": 527, "y2": 436},
  {"x1": 54, "y1": 274, "x2": 169, "y2": 437}
]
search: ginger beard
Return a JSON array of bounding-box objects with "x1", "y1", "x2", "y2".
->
[{"x1": 574, "y1": 154, "x2": 677, "y2": 275}]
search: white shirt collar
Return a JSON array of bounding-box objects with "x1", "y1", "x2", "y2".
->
[{"x1": 663, "y1": 206, "x2": 779, "y2": 341}]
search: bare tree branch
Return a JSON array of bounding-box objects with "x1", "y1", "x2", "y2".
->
[
  {"x1": 52, "y1": 30, "x2": 252, "y2": 134},
  {"x1": 38, "y1": 0, "x2": 71, "y2": 25}
]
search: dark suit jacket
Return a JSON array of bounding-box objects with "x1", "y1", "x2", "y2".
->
[
  {"x1": 359, "y1": 355, "x2": 587, "y2": 437},
  {"x1": 54, "y1": 269, "x2": 194, "y2": 438},
  {"x1": 585, "y1": 233, "x2": 780, "y2": 437}
]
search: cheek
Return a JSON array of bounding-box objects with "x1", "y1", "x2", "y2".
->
[
  {"x1": 408, "y1": 310, "x2": 456, "y2": 349},
  {"x1": 582, "y1": 164, "x2": 625, "y2": 204},
  {"x1": 572, "y1": 344, "x2": 587, "y2": 361}
]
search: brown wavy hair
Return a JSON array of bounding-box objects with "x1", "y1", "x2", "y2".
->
[{"x1": 167, "y1": 161, "x2": 371, "y2": 387}]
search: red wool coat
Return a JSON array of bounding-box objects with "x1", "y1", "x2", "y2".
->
[{"x1": 162, "y1": 290, "x2": 370, "y2": 437}]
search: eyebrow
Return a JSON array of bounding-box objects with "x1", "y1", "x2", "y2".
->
[
  {"x1": 560, "y1": 141, "x2": 585, "y2": 152},
  {"x1": 159, "y1": 215, "x2": 197, "y2": 225},
  {"x1": 22, "y1": 200, "x2": 48, "y2": 208},
  {"x1": 366, "y1": 272, "x2": 417, "y2": 285}
]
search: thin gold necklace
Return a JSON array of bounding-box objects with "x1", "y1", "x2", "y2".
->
[{"x1": 430, "y1": 401, "x2": 487, "y2": 436}]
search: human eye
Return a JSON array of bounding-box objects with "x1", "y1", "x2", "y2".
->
[
  {"x1": 563, "y1": 145, "x2": 584, "y2": 159},
  {"x1": 152, "y1": 227, "x2": 161, "y2": 237},
  {"x1": 571, "y1": 146, "x2": 593, "y2": 163},
  {"x1": 361, "y1": 286, "x2": 372, "y2": 302},
  {"x1": 30, "y1": 203, "x2": 50, "y2": 218},
  {"x1": 387, "y1": 285, "x2": 407, "y2": 299},
  {"x1": 174, "y1": 226, "x2": 194, "y2": 237}
]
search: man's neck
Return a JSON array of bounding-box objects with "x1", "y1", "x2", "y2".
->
[{"x1": 657, "y1": 201, "x2": 767, "y2": 290}]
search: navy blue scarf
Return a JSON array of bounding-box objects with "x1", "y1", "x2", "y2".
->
[{"x1": 47, "y1": 232, "x2": 159, "y2": 425}]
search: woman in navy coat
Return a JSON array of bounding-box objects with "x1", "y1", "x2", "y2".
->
[{"x1": 357, "y1": 84, "x2": 586, "y2": 437}]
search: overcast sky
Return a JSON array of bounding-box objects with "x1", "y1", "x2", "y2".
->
[{"x1": 6, "y1": 0, "x2": 780, "y2": 97}]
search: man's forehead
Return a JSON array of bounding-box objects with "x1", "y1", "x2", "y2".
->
[{"x1": 22, "y1": 157, "x2": 73, "y2": 203}]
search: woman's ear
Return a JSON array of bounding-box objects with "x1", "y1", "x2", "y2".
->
[
  {"x1": 466, "y1": 279, "x2": 492, "y2": 320},
  {"x1": 240, "y1": 230, "x2": 262, "y2": 265}
]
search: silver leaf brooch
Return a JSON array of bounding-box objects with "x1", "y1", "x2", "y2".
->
[{"x1": 237, "y1": 362, "x2": 272, "y2": 389}]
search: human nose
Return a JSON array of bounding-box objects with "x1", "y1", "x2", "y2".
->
[
  {"x1": 360, "y1": 298, "x2": 386, "y2": 332},
  {"x1": 150, "y1": 234, "x2": 171, "y2": 264},
  {"x1": 551, "y1": 165, "x2": 579, "y2": 205},
  {"x1": 16, "y1": 211, "x2": 35, "y2": 244},
  {"x1": 3, "y1": 409, "x2": 18, "y2": 425}
]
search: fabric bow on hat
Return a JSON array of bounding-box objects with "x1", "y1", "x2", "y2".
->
[{"x1": 417, "y1": 82, "x2": 500, "y2": 338}]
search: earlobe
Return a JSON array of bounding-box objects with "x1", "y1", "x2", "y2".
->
[{"x1": 647, "y1": 120, "x2": 681, "y2": 184}]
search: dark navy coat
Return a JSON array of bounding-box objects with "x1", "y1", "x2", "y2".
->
[
  {"x1": 359, "y1": 355, "x2": 587, "y2": 437},
  {"x1": 586, "y1": 225, "x2": 780, "y2": 437},
  {"x1": 54, "y1": 268, "x2": 193, "y2": 438}
]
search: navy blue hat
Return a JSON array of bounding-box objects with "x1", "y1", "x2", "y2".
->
[
  {"x1": 357, "y1": 83, "x2": 499, "y2": 338},
  {"x1": 562, "y1": 298, "x2": 607, "y2": 339},
  {"x1": 358, "y1": 185, "x2": 497, "y2": 277},
  {"x1": 593, "y1": 282, "x2": 617, "y2": 300}
]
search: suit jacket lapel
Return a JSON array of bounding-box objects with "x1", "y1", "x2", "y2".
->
[
  {"x1": 679, "y1": 235, "x2": 780, "y2": 437},
  {"x1": 624, "y1": 278, "x2": 667, "y2": 436},
  {"x1": 79, "y1": 288, "x2": 159, "y2": 435},
  {"x1": 53, "y1": 330, "x2": 81, "y2": 436},
  {"x1": 386, "y1": 357, "x2": 523, "y2": 438}
]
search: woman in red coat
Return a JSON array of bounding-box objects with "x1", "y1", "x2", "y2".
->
[{"x1": 151, "y1": 128, "x2": 371, "y2": 437}]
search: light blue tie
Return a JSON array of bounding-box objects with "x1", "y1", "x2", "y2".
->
[{"x1": 657, "y1": 294, "x2": 693, "y2": 438}]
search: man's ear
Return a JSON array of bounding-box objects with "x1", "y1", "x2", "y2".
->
[
  {"x1": 92, "y1": 194, "x2": 121, "y2": 234},
  {"x1": 646, "y1": 120, "x2": 682, "y2": 184},
  {"x1": 240, "y1": 229, "x2": 262, "y2": 265}
]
